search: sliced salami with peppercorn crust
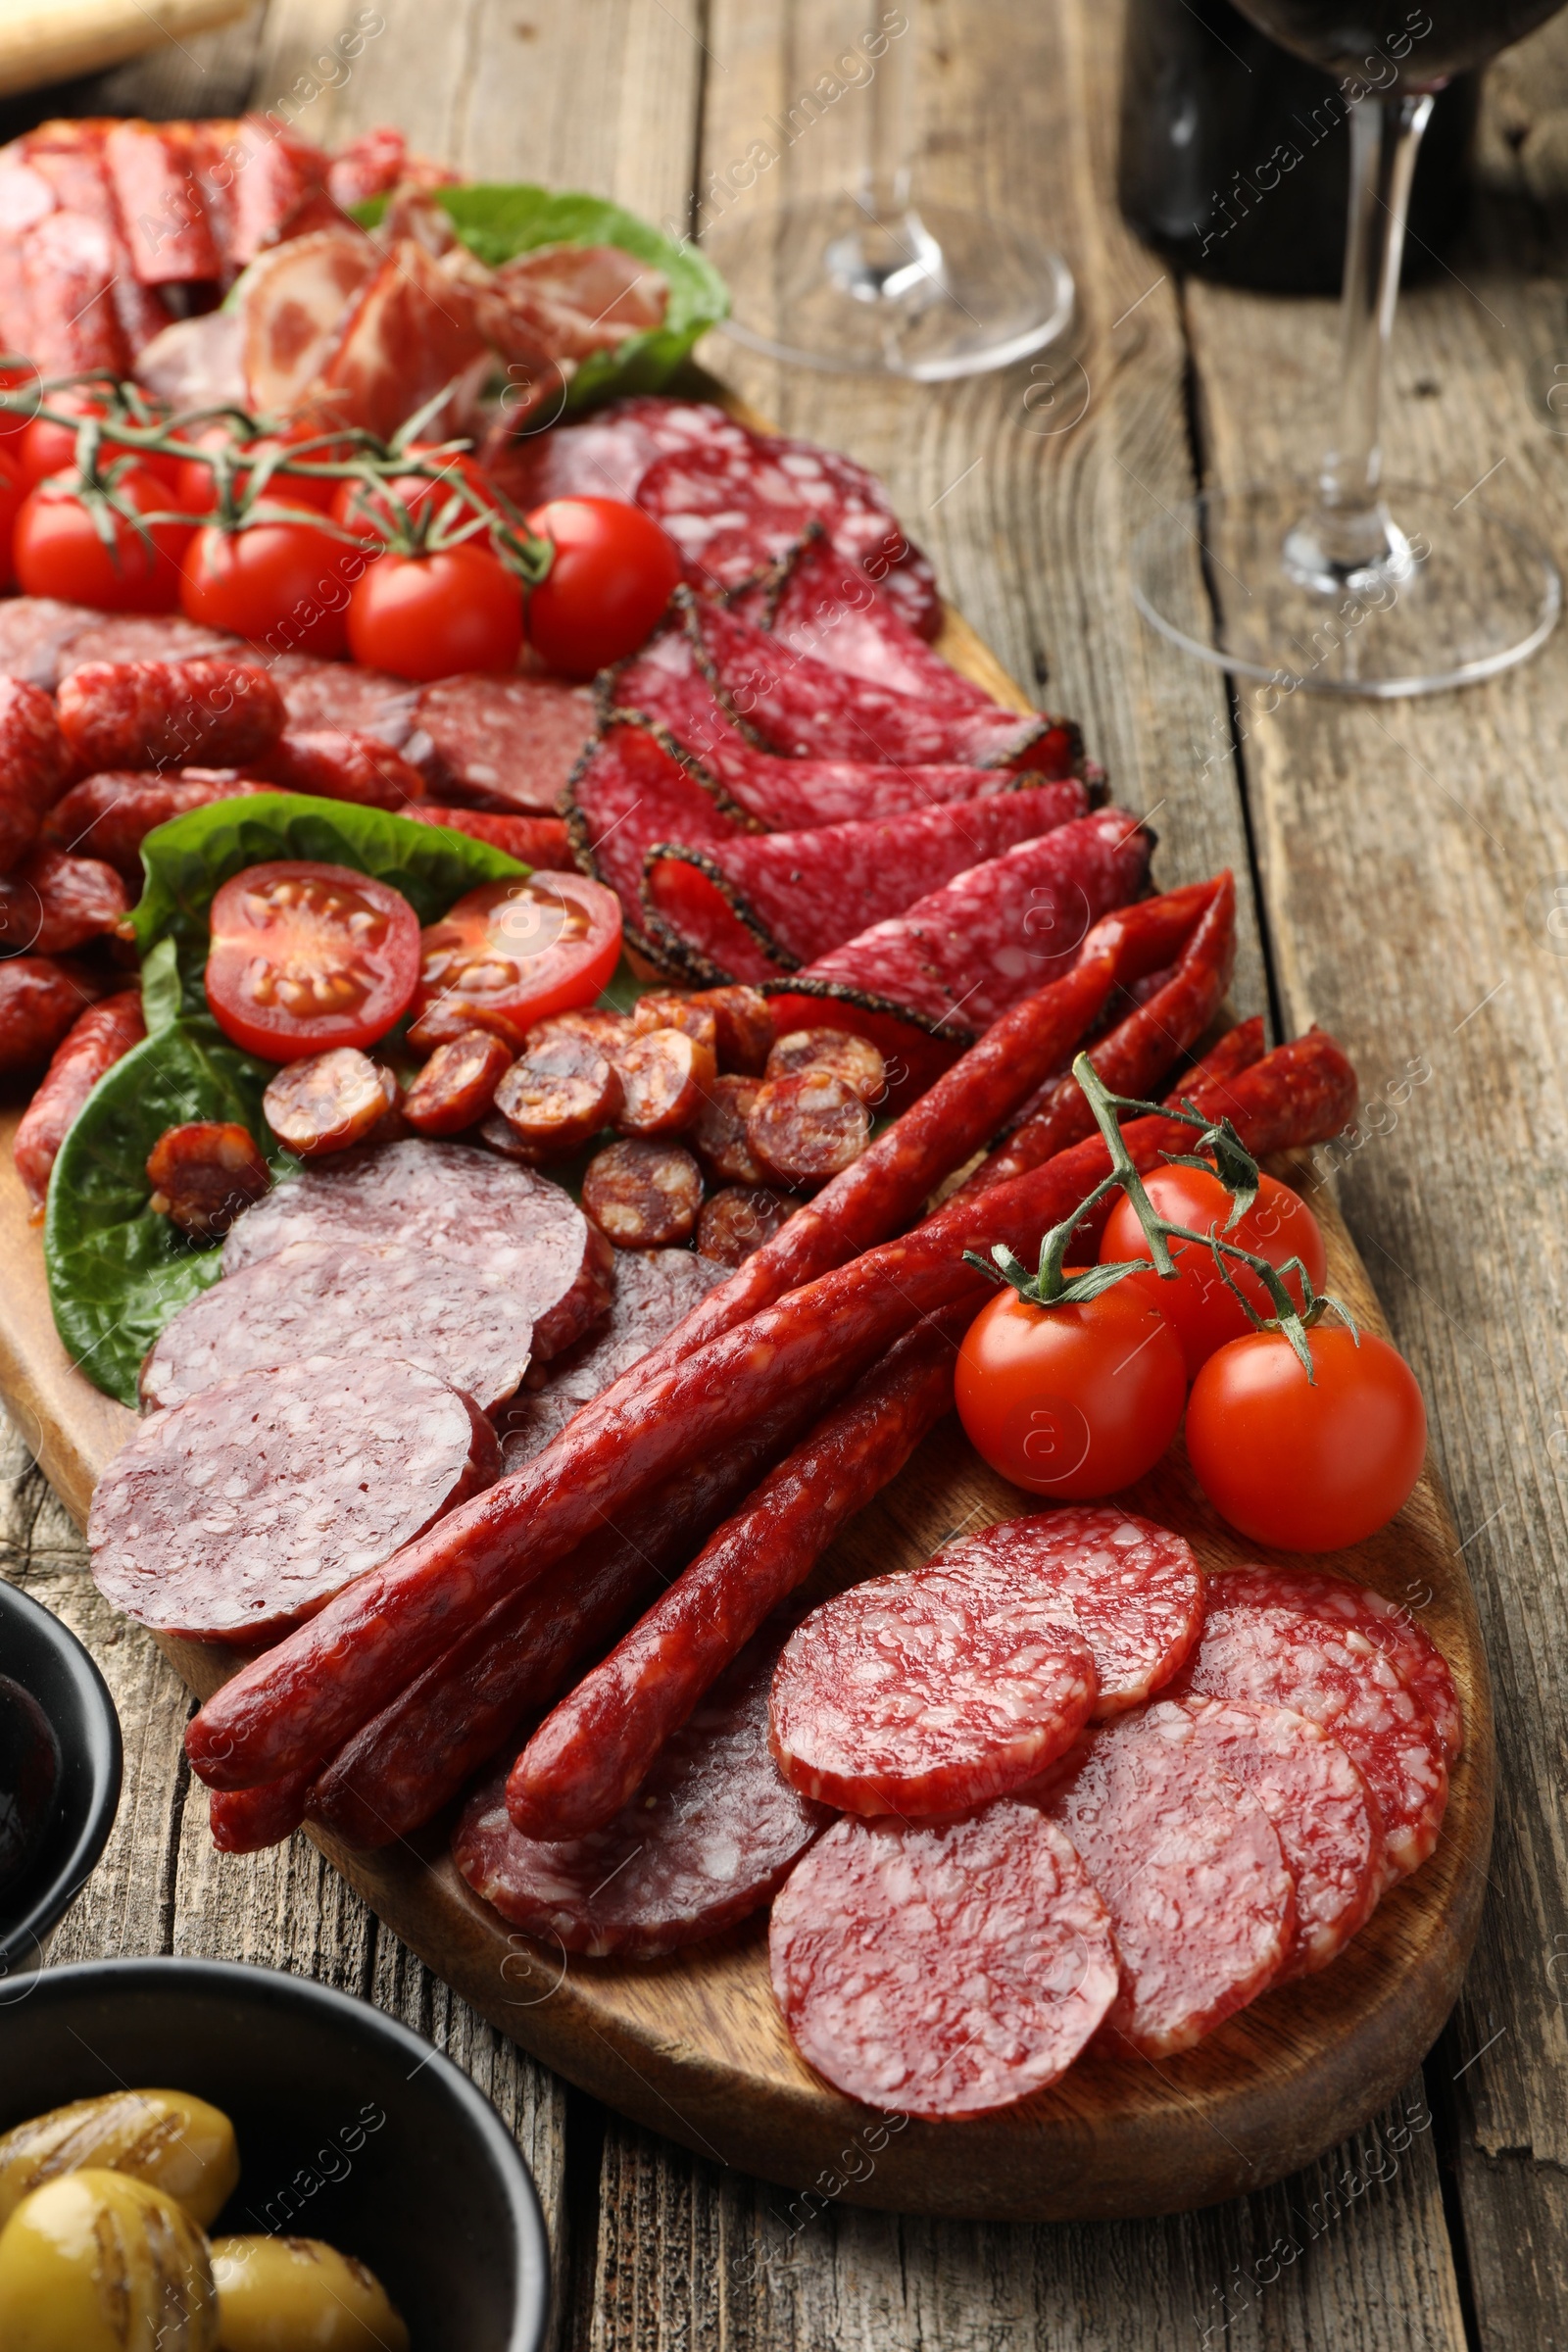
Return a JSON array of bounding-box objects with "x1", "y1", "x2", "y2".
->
[
  {"x1": 1041, "y1": 1707, "x2": 1297, "y2": 2057},
  {"x1": 1204, "y1": 1565, "x2": 1463, "y2": 1759},
  {"x1": 454, "y1": 1633, "x2": 828, "y2": 1956},
  {"x1": 927, "y1": 1509, "x2": 1203, "y2": 1717},
  {"x1": 564, "y1": 723, "x2": 744, "y2": 964},
  {"x1": 768, "y1": 1568, "x2": 1098, "y2": 1816},
  {"x1": 1169, "y1": 1604, "x2": 1448, "y2": 1891},
  {"x1": 748, "y1": 530, "x2": 1019, "y2": 715},
  {"x1": 89, "y1": 1355, "x2": 498, "y2": 1644},
  {"x1": 769, "y1": 1803, "x2": 1118, "y2": 2118},
  {"x1": 1168, "y1": 1694, "x2": 1382, "y2": 1977}
]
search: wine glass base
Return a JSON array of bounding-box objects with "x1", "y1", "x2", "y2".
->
[
  {"x1": 1131, "y1": 482, "x2": 1562, "y2": 698},
  {"x1": 704, "y1": 196, "x2": 1074, "y2": 382}
]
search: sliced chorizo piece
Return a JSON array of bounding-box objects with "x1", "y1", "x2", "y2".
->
[
  {"x1": 526, "y1": 1005, "x2": 634, "y2": 1058},
  {"x1": 140, "y1": 1238, "x2": 536, "y2": 1416},
  {"x1": 14, "y1": 990, "x2": 144, "y2": 1210},
  {"x1": 454, "y1": 1634, "x2": 829, "y2": 1957},
  {"x1": 146, "y1": 1120, "x2": 270, "y2": 1238},
  {"x1": 695, "y1": 1184, "x2": 793, "y2": 1267},
  {"x1": 0, "y1": 955, "x2": 108, "y2": 1075},
  {"x1": 687, "y1": 1074, "x2": 763, "y2": 1185},
  {"x1": 478, "y1": 1108, "x2": 543, "y2": 1163},
  {"x1": 769, "y1": 1803, "x2": 1118, "y2": 2119},
  {"x1": 768, "y1": 1567, "x2": 1098, "y2": 1816},
  {"x1": 1041, "y1": 1707, "x2": 1296, "y2": 2058},
  {"x1": 582, "y1": 1138, "x2": 703, "y2": 1248},
  {"x1": 263, "y1": 1049, "x2": 397, "y2": 1157},
  {"x1": 89, "y1": 1354, "x2": 492, "y2": 1644},
  {"x1": 765, "y1": 1025, "x2": 887, "y2": 1104},
  {"x1": 1204, "y1": 1564, "x2": 1463, "y2": 1759},
  {"x1": 493, "y1": 1030, "x2": 622, "y2": 1154},
  {"x1": 614, "y1": 1025, "x2": 715, "y2": 1136},
  {"x1": 746, "y1": 1070, "x2": 869, "y2": 1186},
  {"x1": 927, "y1": 1509, "x2": 1204, "y2": 1718},
  {"x1": 695, "y1": 982, "x2": 772, "y2": 1074},
  {"x1": 0, "y1": 847, "x2": 128, "y2": 955},
  {"x1": 56, "y1": 656, "x2": 285, "y2": 770},
  {"x1": 402, "y1": 1029, "x2": 513, "y2": 1137},
  {"x1": 632, "y1": 991, "x2": 718, "y2": 1054}
]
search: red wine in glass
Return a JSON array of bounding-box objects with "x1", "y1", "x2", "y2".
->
[{"x1": 1232, "y1": 0, "x2": 1566, "y2": 82}]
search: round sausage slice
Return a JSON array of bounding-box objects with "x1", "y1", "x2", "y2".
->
[
  {"x1": 747, "y1": 1070, "x2": 869, "y2": 1186},
  {"x1": 403, "y1": 1030, "x2": 513, "y2": 1137},
  {"x1": 582, "y1": 1138, "x2": 703, "y2": 1247},
  {"x1": 1203, "y1": 1564, "x2": 1463, "y2": 1759},
  {"x1": 765, "y1": 1025, "x2": 887, "y2": 1104},
  {"x1": 494, "y1": 1030, "x2": 622, "y2": 1153},
  {"x1": 264, "y1": 1049, "x2": 396, "y2": 1156},
  {"x1": 615, "y1": 1026, "x2": 715, "y2": 1135},
  {"x1": 695, "y1": 1184, "x2": 792, "y2": 1267},
  {"x1": 687, "y1": 1074, "x2": 763, "y2": 1184},
  {"x1": 147, "y1": 1121, "x2": 271, "y2": 1238}
]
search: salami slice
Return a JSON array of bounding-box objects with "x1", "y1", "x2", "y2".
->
[
  {"x1": 499, "y1": 1246, "x2": 730, "y2": 1469},
  {"x1": 413, "y1": 673, "x2": 598, "y2": 814},
  {"x1": 769, "y1": 1568, "x2": 1098, "y2": 1815},
  {"x1": 641, "y1": 782, "x2": 1091, "y2": 987},
  {"x1": 769, "y1": 1803, "x2": 1118, "y2": 2118},
  {"x1": 1041, "y1": 1708, "x2": 1296, "y2": 2057},
  {"x1": 564, "y1": 722, "x2": 742, "y2": 960},
  {"x1": 453, "y1": 1633, "x2": 828, "y2": 1956},
  {"x1": 765, "y1": 808, "x2": 1152, "y2": 1047},
  {"x1": 267, "y1": 653, "x2": 420, "y2": 749},
  {"x1": 494, "y1": 394, "x2": 755, "y2": 510},
  {"x1": 89, "y1": 1354, "x2": 497, "y2": 1643},
  {"x1": 1204, "y1": 1565, "x2": 1463, "y2": 1759},
  {"x1": 928, "y1": 1509, "x2": 1203, "y2": 1716},
  {"x1": 1169, "y1": 1695, "x2": 1381, "y2": 1976},
  {"x1": 140, "y1": 1237, "x2": 536, "y2": 1415},
  {"x1": 58, "y1": 612, "x2": 241, "y2": 673},
  {"x1": 0, "y1": 597, "x2": 98, "y2": 690},
  {"x1": 749, "y1": 532, "x2": 998, "y2": 712},
  {"x1": 220, "y1": 1139, "x2": 612, "y2": 1363},
  {"x1": 1169, "y1": 1604, "x2": 1449, "y2": 1890}
]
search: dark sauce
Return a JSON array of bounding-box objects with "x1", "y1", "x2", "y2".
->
[{"x1": 0, "y1": 1673, "x2": 60, "y2": 1900}]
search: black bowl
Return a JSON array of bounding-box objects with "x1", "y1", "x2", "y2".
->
[
  {"x1": 0, "y1": 1579, "x2": 121, "y2": 1972},
  {"x1": 0, "y1": 1957, "x2": 551, "y2": 2351}
]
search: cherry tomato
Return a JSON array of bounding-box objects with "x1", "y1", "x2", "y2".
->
[
  {"x1": 181, "y1": 512, "x2": 362, "y2": 657},
  {"x1": 955, "y1": 1281, "x2": 1187, "y2": 1501},
  {"x1": 206, "y1": 860, "x2": 420, "y2": 1062},
  {"x1": 14, "y1": 466, "x2": 191, "y2": 612},
  {"x1": 20, "y1": 389, "x2": 181, "y2": 489},
  {"x1": 412, "y1": 872, "x2": 622, "y2": 1049},
  {"x1": 0, "y1": 458, "x2": 24, "y2": 590},
  {"x1": 523, "y1": 496, "x2": 682, "y2": 678},
  {"x1": 1185, "y1": 1323, "x2": 1426, "y2": 1551},
  {"x1": 347, "y1": 542, "x2": 522, "y2": 679},
  {"x1": 174, "y1": 424, "x2": 342, "y2": 518},
  {"x1": 1100, "y1": 1165, "x2": 1328, "y2": 1378},
  {"x1": 330, "y1": 443, "x2": 499, "y2": 539}
]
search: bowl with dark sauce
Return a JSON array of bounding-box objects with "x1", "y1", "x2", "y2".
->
[{"x1": 0, "y1": 1581, "x2": 121, "y2": 1973}]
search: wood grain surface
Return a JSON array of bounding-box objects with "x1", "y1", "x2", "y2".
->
[{"x1": 0, "y1": 0, "x2": 1561, "y2": 2338}]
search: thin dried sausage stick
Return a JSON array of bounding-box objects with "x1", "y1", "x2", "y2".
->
[
  {"x1": 0, "y1": 956, "x2": 110, "y2": 1076},
  {"x1": 209, "y1": 1771, "x2": 311, "y2": 1855},
  {"x1": 43, "y1": 774, "x2": 276, "y2": 878},
  {"x1": 56, "y1": 658, "x2": 285, "y2": 771},
  {"x1": 13, "y1": 990, "x2": 144, "y2": 1210},
  {"x1": 186, "y1": 1024, "x2": 1354, "y2": 1788},
  {"x1": 0, "y1": 847, "x2": 128, "y2": 955},
  {"x1": 0, "y1": 677, "x2": 74, "y2": 873}
]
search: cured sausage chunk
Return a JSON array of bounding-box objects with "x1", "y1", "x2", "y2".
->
[
  {"x1": 56, "y1": 657, "x2": 285, "y2": 770},
  {"x1": 44, "y1": 772, "x2": 275, "y2": 877},
  {"x1": 528, "y1": 1005, "x2": 634, "y2": 1058},
  {"x1": 770, "y1": 1568, "x2": 1098, "y2": 1816},
  {"x1": 687, "y1": 1075, "x2": 763, "y2": 1185},
  {"x1": 769, "y1": 1803, "x2": 1118, "y2": 2119},
  {"x1": 747, "y1": 1071, "x2": 869, "y2": 1186},
  {"x1": 89, "y1": 1355, "x2": 495, "y2": 1644},
  {"x1": 402, "y1": 1029, "x2": 513, "y2": 1137},
  {"x1": 696, "y1": 983, "x2": 772, "y2": 1073},
  {"x1": 146, "y1": 1120, "x2": 270, "y2": 1238},
  {"x1": 454, "y1": 1638, "x2": 828, "y2": 1956},
  {"x1": 264, "y1": 1048, "x2": 397, "y2": 1155},
  {"x1": 14, "y1": 990, "x2": 144, "y2": 1209},
  {"x1": 1205, "y1": 1564, "x2": 1463, "y2": 1759},
  {"x1": 0, "y1": 676, "x2": 74, "y2": 871},
  {"x1": 927, "y1": 1509, "x2": 1203, "y2": 1717},
  {"x1": 632, "y1": 992, "x2": 718, "y2": 1054},
  {"x1": 614, "y1": 1026, "x2": 715, "y2": 1135},
  {"x1": 210, "y1": 1773, "x2": 311, "y2": 1855},
  {"x1": 765, "y1": 1026, "x2": 887, "y2": 1104},
  {"x1": 695, "y1": 1184, "x2": 792, "y2": 1266},
  {"x1": 140, "y1": 1238, "x2": 536, "y2": 1415},
  {"x1": 494, "y1": 1031, "x2": 622, "y2": 1154},
  {"x1": 220, "y1": 1139, "x2": 612, "y2": 1363},
  {"x1": 582, "y1": 1139, "x2": 703, "y2": 1247},
  {"x1": 0, "y1": 848, "x2": 128, "y2": 954},
  {"x1": 1042, "y1": 1708, "x2": 1296, "y2": 2058},
  {"x1": 0, "y1": 956, "x2": 108, "y2": 1075},
  {"x1": 1170, "y1": 1695, "x2": 1381, "y2": 1977},
  {"x1": 1169, "y1": 1604, "x2": 1448, "y2": 1892}
]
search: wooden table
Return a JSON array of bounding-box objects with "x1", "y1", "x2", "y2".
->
[{"x1": 3, "y1": 1, "x2": 1567, "y2": 2342}]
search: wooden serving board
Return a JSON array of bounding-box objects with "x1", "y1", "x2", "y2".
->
[{"x1": 0, "y1": 617, "x2": 1494, "y2": 2223}]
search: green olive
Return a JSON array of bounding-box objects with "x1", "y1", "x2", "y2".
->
[
  {"x1": 0, "y1": 2090, "x2": 240, "y2": 2229},
  {"x1": 0, "y1": 2167, "x2": 218, "y2": 2350},
  {"x1": 211, "y1": 2235, "x2": 410, "y2": 2351}
]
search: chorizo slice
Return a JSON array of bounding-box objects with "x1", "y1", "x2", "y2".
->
[
  {"x1": 493, "y1": 1029, "x2": 622, "y2": 1155},
  {"x1": 147, "y1": 1120, "x2": 271, "y2": 1238},
  {"x1": 765, "y1": 1024, "x2": 887, "y2": 1104},
  {"x1": 582, "y1": 1138, "x2": 703, "y2": 1247},
  {"x1": 695, "y1": 1183, "x2": 793, "y2": 1267},
  {"x1": 526, "y1": 1005, "x2": 634, "y2": 1057},
  {"x1": 694, "y1": 982, "x2": 772, "y2": 1074},
  {"x1": 55, "y1": 656, "x2": 285, "y2": 771},
  {"x1": 0, "y1": 847, "x2": 128, "y2": 955},
  {"x1": 402, "y1": 1029, "x2": 513, "y2": 1137},
  {"x1": 632, "y1": 991, "x2": 718, "y2": 1055},
  {"x1": 687, "y1": 1073, "x2": 763, "y2": 1185},
  {"x1": 614, "y1": 1025, "x2": 715, "y2": 1136},
  {"x1": 263, "y1": 1049, "x2": 397, "y2": 1157},
  {"x1": 746, "y1": 1070, "x2": 869, "y2": 1186}
]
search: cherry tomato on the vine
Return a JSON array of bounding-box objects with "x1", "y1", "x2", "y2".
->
[
  {"x1": 20, "y1": 389, "x2": 182, "y2": 490},
  {"x1": 523, "y1": 495, "x2": 682, "y2": 678},
  {"x1": 1100, "y1": 1165, "x2": 1328, "y2": 1379},
  {"x1": 15, "y1": 467, "x2": 191, "y2": 612},
  {"x1": 173, "y1": 424, "x2": 342, "y2": 518},
  {"x1": 347, "y1": 542, "x2": 522, "y2": 679},
  {"x1": 206, "y1": 860, "x2": 421, "y2": 1061},
  {"x1": 330, "y1": 442, "x2": 499, "y2": 540},
  {"x1": 411, "y1": 871, "x2": 622, "y2": 1050},
  {"x1": 181, "y1": 511, "x2": 362, "y2": 656},
  {"x1": 955, "y1": 1281, "x2": 1187, "y2": 1502},
  {"x1": 1185, "y1": 1323, "x2": 1426, "y2": 1551}
]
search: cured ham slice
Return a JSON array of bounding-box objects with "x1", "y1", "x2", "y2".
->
[
  {"x1": 318, "y1": 237, "x2": 491, "y2": 440},
  {"x1": 238, "y1": 224, "x2": 380, "y2": 416}
]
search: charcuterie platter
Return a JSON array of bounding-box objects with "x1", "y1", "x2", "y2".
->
[{"x1": 0, "y1": 109, "x2": 1493, "y2": 2224}]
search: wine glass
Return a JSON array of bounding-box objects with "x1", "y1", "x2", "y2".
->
[
  {"x1": 702, "y1": 0, "x2": 1074, "y2": 382},
  {"x1": 1130, "y1": 0, "x2": 1567, "y2": 696}
]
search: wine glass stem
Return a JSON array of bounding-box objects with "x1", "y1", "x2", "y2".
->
[
  {"x1": 1314, "y1": 88, "x2": 1435, "y2": 568},
  {"x1": 864, "y1": 0, "x2": 918, "y2": 224},
  {"x1": 829, "y1": 0, "x2": 942, "y2": 302}
]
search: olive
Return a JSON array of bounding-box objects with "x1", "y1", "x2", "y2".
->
[
  {"x1": 0, "y1": 2167, "x2": 218, "y2": 2349},
  {"x1": 211, "y1": 2234, "x2": 410, "y2": 2351},
  {"x1": 0, "y1": 2089, "x2": 240, "y2": 2229}
]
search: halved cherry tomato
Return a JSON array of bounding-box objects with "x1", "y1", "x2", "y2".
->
[
  {"x1": 20, "y1": 389, "x2": 182, "y2": 489},
  {"x1": 1185, "y1": 1323, "x2": 1426, "y2": 1551},
  {"x1": 523, "y1": 496, "x2": 682, "y2": 678},
  {"x1": 346, "y1": 542, "x2": 522, "y2": 679},
  {"x1": 181, "y1": 512, "x2": 362, "y2": 656},
  {"x1": 174, "y1": 424, "x2": 342, "y2": 518},
  {"x1": 955, "y1": 1281, "x2": 1187, "y2": 1501},
  {"x1": 14, "y1": 466, "x2": 191, "y2": 612},
  {"x1": 1100, "y1": 1165, "x2": 1328, "y2": 1378},
  {"x1": 206, "y1": 860, "x2": 420, "y2": 1062},
  {"x1": 330, "y1": 443, "x2": 499, "y2": 539},
  {"x1": 411, "y1": 872, "x2": 622, "y2": 1050}
]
